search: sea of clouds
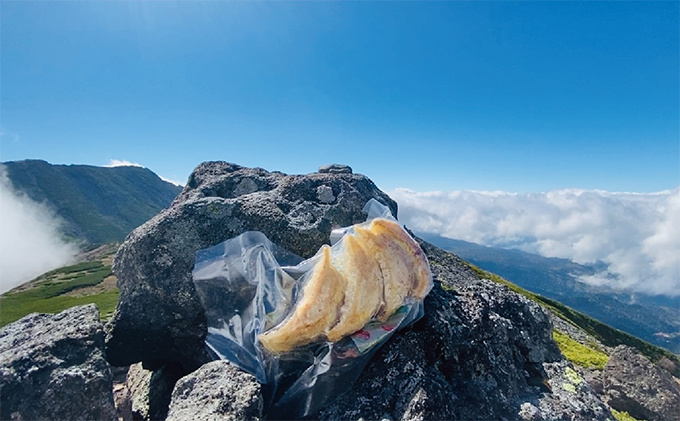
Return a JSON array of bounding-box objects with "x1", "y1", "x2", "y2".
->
[
  {"x1": 0, "y1": 167, "x2": 78, "y2": 294},
  {"x1": 391, "y1": 187, "x2": 680, "y2": 297}
]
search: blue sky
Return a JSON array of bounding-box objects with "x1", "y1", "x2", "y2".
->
[{"x1": 1, "y1": 1, "x2": 678, "y2": 192}]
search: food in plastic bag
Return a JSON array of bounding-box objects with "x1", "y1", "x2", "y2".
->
[
  {"x1": 258, "y1": 245, "x2": 346, "y2": 353},
  {"x1": 260, "y1": 217, "x2": 431, "y2": 352},
  {"x1": 193, "y1": 199, "x2": 433, "y2": 419}
]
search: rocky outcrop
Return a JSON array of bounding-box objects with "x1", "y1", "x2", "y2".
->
[
  {"x1": 103, "y1": 161, "x2": 618, "y2": 419},
  {"x1": 166, "y1": 360, "x2": 263, "y2": 421},
  {"x1": 106, "y1": 161, "x2": 396, "y2": 371},
  {"x1": 0, "y1": 304, "x2": 116, "y2": 421},
  {"x1": 311, "y1": 242, "x2": 610, "y2": 420},
  {"x1": 592, "y1": 345, "x2": 680, "y2": 421}
]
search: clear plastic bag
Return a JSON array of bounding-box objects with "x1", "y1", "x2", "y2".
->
[{"x1": 193, "y1": 199, "x2": 433, "y2": 419}]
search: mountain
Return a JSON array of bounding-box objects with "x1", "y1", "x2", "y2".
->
[
  {"x1": 2, "y1": 160, "x2": 183, "y2": 245},
  {"x1": 419, "y1": 233, "x2": 680, "y2": 354}
]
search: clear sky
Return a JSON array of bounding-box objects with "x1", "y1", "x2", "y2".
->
[{"x1": 1, "y1": 1, "x2": 678, "y2": 193}]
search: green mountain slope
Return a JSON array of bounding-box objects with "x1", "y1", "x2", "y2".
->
[
  {"x1": 419, "y1": 233, "x2": 680, "y2": 355},
  {"x1": 464, "y1": 261, "x2": 680, "y2": 378},
  {"x1": 0, "y1": 244, "x2": 119, "y2": 327},
  {"x1": 2, "y1": 160, "x2": 183, "y2": 244}
]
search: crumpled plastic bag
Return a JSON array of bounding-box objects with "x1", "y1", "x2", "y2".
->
[{"x1": 192, "y1": 199, "x2": 433, "y2": 419}]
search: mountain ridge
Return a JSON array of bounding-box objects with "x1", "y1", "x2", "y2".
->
[
  {"x1": 419, "y1": 232, "x2": 680, "y2": 355},
  {"x1": 2, "y1": 159, "x2": 182, "y2": 245}
]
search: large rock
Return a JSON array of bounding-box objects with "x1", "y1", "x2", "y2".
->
[
  {"x1": 106, "y1": 161, "x2": 397, "y2": 371},
  {"x1": 166, "y1": 360, "x2": 263, "y2": 421},
  {"x1": 599, "y1": 345, "x2": 680, "y2": 421},
  {"x1": 311, "y1": 241, "x2": 610, "y2": 420},
  {"x1": 0, "y1": 304, "x2": 116, "y2": 420}
]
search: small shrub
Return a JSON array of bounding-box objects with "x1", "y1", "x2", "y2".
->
[
  {"x1": 611, "y1": 408, "x2": 642, "y2": 421},
  {"x1": 441, "y1": 282, "x2": 455, "y2": 292},
  {"x1": 52, "y1": 260, "x2": 104, "y2": 275},
  {"x1": 553, "y1": 330, "x2": 609, "y2": 370}
]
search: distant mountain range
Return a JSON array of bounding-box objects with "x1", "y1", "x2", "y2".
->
[
  {"x1": 419, "y1": 233, "x2": 680, "y2": 354},
  {"x1": 2, "y1": 160, "x2": 182, "y2": 244}
]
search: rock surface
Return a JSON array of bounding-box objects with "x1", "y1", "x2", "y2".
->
[
  {"x1": 318, "y1": 163, "x2": 353, "y2": 174},
  {"x1": 124, "y1": 362, "x2": 185, "y2": 420},
  {"x1": 0, "y1": 304, "x2": 116, "y2": 421},
  {"x1": 106, "y1": 161, "x2": 396, "y2": 371},
  {"x1": 125, "y1": 363, "x2": 153, "y2": 419},
  {"x1": 166, "y1": 360, "x2": 263, "y2": 421},
  {"x1": 310, "y1": 241, "x2": 611, "y2": 420},
  {"x1": 594, "y1": 345, "x2": 680, "y2": 421}
]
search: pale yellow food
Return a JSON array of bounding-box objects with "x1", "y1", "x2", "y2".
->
[
  {"x1": 258, "y1": 217, "x2": 432, "y2": 353},
  {"x1": 368, "y1": 219, "x2": 432, "y2": 299},
  {"x1": 258, "y1": 245, "x2": 346, "y2": 353},
  {"x1": 325, "y1": 234, "x2": 384, "y2": 342},
  {"x1": 354, "y1": 224, "x2": 412, "y2": 321}
]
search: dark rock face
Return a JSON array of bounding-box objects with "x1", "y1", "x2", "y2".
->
[
  {"x1": 106, "y1": 161, "x2": 397, "y2": 371},
  {"x1": 0, "y1": 304, "x2": 116, "y2": 421},
  {"x1": 166, "y1": 360, "x2": 263, "y2": 421},
  {"x1": 312, "y1": 242, "x2": 610, "y2": 420},
  {"x1": 598, "y1": 345, "x2": 680, "y2": 421}
]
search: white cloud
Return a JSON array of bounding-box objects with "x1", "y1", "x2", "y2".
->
[
  {"x1": 392, "y1": 187, "x2": 680, "y2": 296},
  {"x1": 158, "y1": 175, "x2": 184, "y2": 187},
  {"x1": 105, "y1": 159, "x2": 143, "y2": 168},
  {"x1": 105, "y1": 159, "x2": 183, "y2": 186},
  {"x1": 0, "y1": 167, "x2": 78, "y2": 293}
]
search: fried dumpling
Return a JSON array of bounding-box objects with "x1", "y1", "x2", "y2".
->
[
  {"x1": 354, "y1": 224, "x2": 412, "y2": 321},
  {"x1": 258, "y1": 217, "x2": 431, "y2": 353},
  {"x1": 368, "y1": 218, "x2": 432, "y2": 299},
  {"x1": 258, "y1": 245, "x2": 346, "y2": 353},
  {"x1": 325, "y1": 234, "x2": 384, "y2": 342}
]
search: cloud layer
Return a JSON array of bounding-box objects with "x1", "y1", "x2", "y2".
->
[
  {"x1": 0, "y1": 168, "x2": 78, "y2": 293},
  {"x1": 392, "y1": 187, "x2": 680, "y2": 296}
]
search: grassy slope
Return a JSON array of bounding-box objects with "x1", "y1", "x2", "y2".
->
[
  {"x1": 464, "y1": 262, "x2": 680, "y2": 377},
  {"x1": 0, "y1": 257, "x2": 118, "y2": 327}
]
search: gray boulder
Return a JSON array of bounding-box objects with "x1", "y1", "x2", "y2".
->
[
  {"x1": 310, "y1": 241, "x2": 610, "y2": 420},
  {"x1": 600, "y1": 345, "x2": 680, "y2": 421},
  {"x1": 106, "y1": 161, "x2": 396, "y2": 371},
  {"x1": 166, "y1": 360, "x2": 263, "y2": 421},
  {"x1": 0, "y1": 304, "x2": 116, "y2": 421}
]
